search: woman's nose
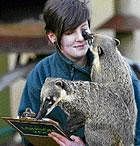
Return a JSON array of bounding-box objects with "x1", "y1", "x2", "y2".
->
[{"x1": 75, "y1": 30, "x2": 84, "y2": 42}]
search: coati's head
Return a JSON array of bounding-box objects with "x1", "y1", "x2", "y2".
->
[
  {"x1": 90, "y1": 33, "x2": 120, "y2": 59},
  {"x1": 82, "y1": 30, "x2": 120, "y2": 61},
  {"x1": 36, "y1": 78, "x2": 71, "y2": 119},
  {"x1": 84, "y1": 32, "x2": 122, "y2": 83}
]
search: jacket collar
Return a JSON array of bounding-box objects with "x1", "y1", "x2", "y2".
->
[{"x1": 56, "y1": 48, "x2": 94, "y2": 74}]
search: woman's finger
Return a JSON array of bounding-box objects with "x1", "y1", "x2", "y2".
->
[
  {"x1": 70, "y1": 135, "x2": 85, "y2": 145},
  {"x1": 48, "y1": 132, "x2": 85, "y2": 146},
  {"x1": 49, "y1": 132, "x2": 68, "y2": 142},
  {"x1": 48, "y1": 133, "x2": 65, "y2": 146},
  {"x1": 48, "y1": 132, "x2": 71, "y2": 146}
]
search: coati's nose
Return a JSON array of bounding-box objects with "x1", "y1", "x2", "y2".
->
[
  {"x1": 82, "y1": 29, "x2": 93, "y2": 40},
  {"x1": 36, "y1": 96, "x2": 57, "y2": 120}
]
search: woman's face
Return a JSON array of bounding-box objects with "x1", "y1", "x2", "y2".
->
[{"x1": 60, "y1": 21, "x2": 91, "y2": 61}]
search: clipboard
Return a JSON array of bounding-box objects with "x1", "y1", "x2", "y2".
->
[{"x1": 2, "y1": 117, "x2": 71, "y2": 146}]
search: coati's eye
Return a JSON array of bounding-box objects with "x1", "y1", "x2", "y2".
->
[
  {"x1": 97, "y1": 46, "x2": 104, "y2": 56},
  {"x1": 45, "y1": 96, "x2": 57, "y2": 105}
]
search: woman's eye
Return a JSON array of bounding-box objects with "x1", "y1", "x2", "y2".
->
[{"x1": 64, "y1": 30, "x2": 74, "y2": 35}]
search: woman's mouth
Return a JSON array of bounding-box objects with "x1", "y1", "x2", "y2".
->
[{"x1": 74, "y1": 44, "x2": 85, "y2": 49}]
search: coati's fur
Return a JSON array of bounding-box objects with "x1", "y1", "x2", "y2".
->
[{"x1": 37, "y1": 34, "x2": 137, "y2": 146}]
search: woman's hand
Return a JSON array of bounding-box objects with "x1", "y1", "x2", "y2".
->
[{"x1": 48, "y1": 132, "x2": 85, "y2": 146}]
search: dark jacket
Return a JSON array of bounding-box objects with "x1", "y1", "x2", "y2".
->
[{"x1": 18, "y1": 50, "x2": 140, "y2": 146}]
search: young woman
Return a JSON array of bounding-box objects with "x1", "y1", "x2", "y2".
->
[{"x1": 18, "y1": 0, "x2": 140, "y2": 145}]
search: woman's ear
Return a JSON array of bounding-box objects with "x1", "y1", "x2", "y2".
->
[{"x1": 47, "y1": 32, "x2": 57, "y2": 44}]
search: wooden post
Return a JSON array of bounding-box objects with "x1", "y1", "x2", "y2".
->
[{"x1": 114, "y1": 0, "x2": 134, "y2": 58}]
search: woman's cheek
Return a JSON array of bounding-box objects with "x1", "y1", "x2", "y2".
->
[{"x1": 61, "y1": 36, "x2": 75, "y2": 48}]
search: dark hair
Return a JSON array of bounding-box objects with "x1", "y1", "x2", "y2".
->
[{"x1": 43, "y1": 0, "x2": 90, "y2": 45}]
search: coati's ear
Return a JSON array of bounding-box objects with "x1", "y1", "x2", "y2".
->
[
  {"x1": 55, "y1": 80, "x2": 71, "y2": 94},
  {"x1": 55, "y1": 80, "x2": 64, "y2": 89},
  {"x1": 114, "y1": 38, "x2": 120, "y2": 46}
]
